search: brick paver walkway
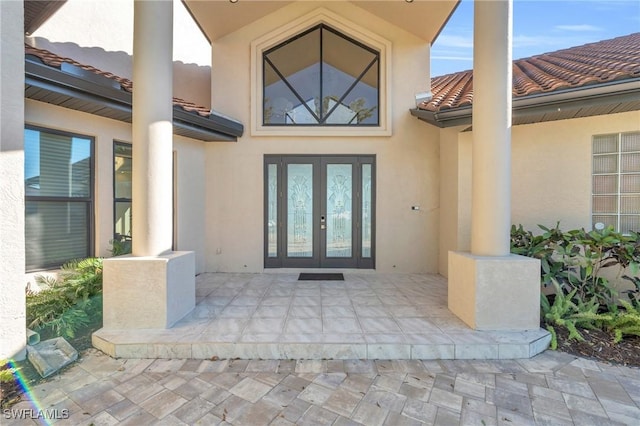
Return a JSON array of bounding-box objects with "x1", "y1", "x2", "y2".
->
[{"x1": 6, "y1": 349, "x2": 640, "y2": 425}]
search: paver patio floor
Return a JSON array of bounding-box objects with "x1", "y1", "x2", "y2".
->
[
  {"x1": 93, "y1": 273, "x2": 550, "y2": 360},
  {"x1": 7, "y1": 349, "x2": 640, "y2": 425}
]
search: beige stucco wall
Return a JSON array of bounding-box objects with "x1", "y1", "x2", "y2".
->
[
  {"x1": 439, "y1": 110, "x2": 640, "y2": 277},
  {"x1": 1, "y1": 0, "x2": 27, "y2": 360},
  {"x1": 206, "y1": 2, "x2": 440, "y2": 273},
  {"x1": 28, "y1": 0, "x2": 212, "y2": 108},
  {"x1": 511, "y1": 112, "x2": 640, "y2": 231},
  {"x1": 25, "y1": 100, "x2": 208, "y2": 274}
]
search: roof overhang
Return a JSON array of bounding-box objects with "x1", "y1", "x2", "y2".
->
[
  {"x1": 183, "y1": 0, "x2": 459, "y2": 43},
  {"x1": 24, "y1": 0, "x2": 67, "y2": 35},
  {"x1": 410, "y1": 79, "x2": 640, "y2": 128},
  {"x1": 25, "y1": 55, "x2": 243, "y2": 142}
]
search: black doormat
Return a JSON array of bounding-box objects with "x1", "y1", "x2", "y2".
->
[{"x1": 298, "y1": 273, "x2": 344, "y2": 281}]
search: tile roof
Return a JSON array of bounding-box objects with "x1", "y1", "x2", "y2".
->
[
  {"x1": 25, "y1": 43, "x2": 212, "y2": 117},
  {"x1": 420, "y1": 33, "x2": 640, "y2": 112}
]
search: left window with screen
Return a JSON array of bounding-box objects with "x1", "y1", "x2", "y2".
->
[{"x1": 24, "y1": 127, "x2": 94, "y2": 271}]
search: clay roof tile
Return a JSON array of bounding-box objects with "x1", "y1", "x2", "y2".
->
[
  {"x1": 25, "y1": 43, "x2": 211, "y2": 117},
  {"x1": 420, "y1": 32, "x2": 640, "y2": 112}
]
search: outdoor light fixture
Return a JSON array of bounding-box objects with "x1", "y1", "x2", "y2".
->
[
  {"x1": 415, "y1": 91, "x2": 433, "y2": 107},
  {"x1": 230, "y1": 0, "x2": 238, "y2": 3}
]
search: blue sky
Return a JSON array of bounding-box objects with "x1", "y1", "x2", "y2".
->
[{"x1": 431, "y1": 0, "x2": 640, "y2": 76}]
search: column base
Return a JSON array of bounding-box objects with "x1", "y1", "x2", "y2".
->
[
  {"x1": 448, "y1": 251, "x2": 540, "y2": 330},
  {"x1": 102, "y1": 251, "x2": 195, "y2": 329}
]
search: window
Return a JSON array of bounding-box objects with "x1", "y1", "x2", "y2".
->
[
  {"x1": 114, "y1": 142, "x2": 132, "y2": 244},
  {"x1": 592, "y1": 132, "x2": 640, "y2": 234},
  {"x1": 263, "y1": 24, "x2": 379, "y2": 126},
  {"x1": 24, "y1": 127, "x2": 93, "y2": 271}
]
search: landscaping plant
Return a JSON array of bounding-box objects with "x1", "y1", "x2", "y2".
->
[
  {"x1": 26, "y1": 257, "x2": 103, "y2": 339},
  {"x1": 540, "y1": 280, "x2": 604, "y2": 349},
  {"x1": 512, "y1": 223, "x2": 640, "y2": 347}
]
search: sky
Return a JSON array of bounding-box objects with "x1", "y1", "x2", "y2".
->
[{"x1": 431, "y1": 0, "x2": 640, "y2": 76}]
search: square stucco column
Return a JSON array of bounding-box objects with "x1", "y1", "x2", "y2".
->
[
  {"x1": 0, "y1": 0, "x2": 26, "y2": 361},
  {"x1": 448, "y1": 251, "x2": 540, "y2": 330},
  {"x1": 102, "y1": 252, "x2": 195, "y2": 329}
]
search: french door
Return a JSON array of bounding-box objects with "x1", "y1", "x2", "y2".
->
[{"x1": 264, "y1": 155, "x2": 375, "y2": 268}]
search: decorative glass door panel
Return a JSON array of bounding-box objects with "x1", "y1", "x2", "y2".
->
[
  {"x1": 325, "y1": 164, "x2": 352, "y2": 258},
  {"x1": 265, "y1": 155, "x2": 374, "y2": 268},
  {"x1": 287, "y1": 164, "x2": 314, "y2": 257}
]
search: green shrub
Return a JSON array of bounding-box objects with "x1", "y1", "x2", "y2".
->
[
  {"x1": 0, "y1": 361, "x2": 18, "y2": 384},
  {"x1": 511, "y1": 224, "x2": 640, "y2": 309},
  {"x1": 513, "y1": 223, "x2": 640, "y2": 347},
  {"x1": 600, "y1": 300, "x2": 640, "y2": 343},
  {"x1": 26, "y1": 257, "x2": 103, "y2": 339},
  {"x1": 109, "y1": 237, "x2": 131, "y2": 256},
  {"x1": 540, "y1": 280, "x2": 605, "y2": 349}
]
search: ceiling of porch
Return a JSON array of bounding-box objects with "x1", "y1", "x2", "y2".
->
[{"x1": 183, "y1": 0, "x2": 459, "y2": 43}]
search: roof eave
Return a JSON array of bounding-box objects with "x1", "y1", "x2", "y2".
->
[
  {"x1": 25, "y1": 57, "x2": 243, "y2": 142},
  {"x1": 412, "y1": 79, "x2": 640, "y2": 128}
]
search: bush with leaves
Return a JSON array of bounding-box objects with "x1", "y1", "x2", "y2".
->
[
  {"x1": 0, "y1": 361, "x2": 18, "y2": 384},
  {"x1": 26, "y1": 257, "x2": 103, "y2": 339},
  {"x1": 599, "y1": 300, "x2": 640, "y2": 344},
  {"x1": 512, "y1": 224, "x2": 640, "y2": 309},
  {"x1": 540, "y1": 280, "x2": 606, "y2": 349},
  {"x1": 513, "y1": 224, "x2": 640, "y2": 347}
]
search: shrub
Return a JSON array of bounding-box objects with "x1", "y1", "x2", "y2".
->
[
  {"x1": 0, "y1": 361, "x2": 17, "y2": 384},
  {"x1": 26, "y1": 258, "x2": 103, "y2": 339},
  {"x1": 600, "y1": 300, "x2": 640, "y2": 343},
  {"x1": 511, "y1": 224, "x2": 640, "y2": 309},
  {"x1": 540, "y1": 280, "x2": 605, "y2": 349}
]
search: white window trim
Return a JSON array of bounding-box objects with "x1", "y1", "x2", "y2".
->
[{"x1": 250, "y1": 8, "x2": 392, "y2": 137}]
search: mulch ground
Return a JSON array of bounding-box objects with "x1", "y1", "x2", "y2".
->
[{"x1": 556, "y1": 326, "x2": 640, "y2": 368}]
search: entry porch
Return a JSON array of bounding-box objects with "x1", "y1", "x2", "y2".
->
[{"x1": 93, "y1": 272, "x2": 550, "y2": 360}]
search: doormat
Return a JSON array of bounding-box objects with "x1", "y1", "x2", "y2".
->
[{"x1": 298, "y1": 273, "x2": 344, "y2": 281}]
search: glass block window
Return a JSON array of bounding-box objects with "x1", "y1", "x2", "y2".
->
[
  {"x1": 24, "y1": 127, "x2": 94, "y2": 271},
  {"x1": 592, "y1": 132, "x2": 640, "y2": 234},
  {"x1": 263, "y1": 24, "x2": 379, "y2": 126}
]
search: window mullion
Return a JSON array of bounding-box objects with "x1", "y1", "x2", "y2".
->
[
  {"x1": 320, "y1": 25, "x2": 324, "y2": 123},
  {"x1": 324, "y1": 56, "x2": 378, "y2": 125},
  {"x1": 264, "y1": 56, "x2": 321, "y2": 124},
  {"x1": 617, "y1": 133, "x2": 622, "y2": 232}
]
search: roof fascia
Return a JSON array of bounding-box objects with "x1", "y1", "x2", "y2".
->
[
  {"x1": 26, "y1": 57, "x2": 131, "y2": 110},
  {"x1": 25, "y1": 57, "x2": 243, "y2": 141},
  {"x1": 173, "y1": 108, "x2": 243, "y2": 139},
  {"x1": 412, "y1": 79, "x2": 640, "y2": 128}
]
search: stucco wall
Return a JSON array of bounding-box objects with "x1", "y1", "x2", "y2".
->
[
  {"x1": 25, "y1": 100, "x2": 208, "y2": 273},
  {"x1": 439, "y1": 110, "x2": 640, "y2": 276},
  {"x1": 511, "y1": 112, "x2": 640, "y2": 232},
  {"x1": 0, "y1": 0, "x2": 26, "y2": 360},
  {"x1": 206, "y1": 2, "x2": 440, "y2": 273},
  {"x1": 28, "y1": 0, "x2": 212, "y2": 109}
]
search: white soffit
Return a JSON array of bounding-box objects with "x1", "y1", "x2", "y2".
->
[{"x1": 184, "y1": 0, "x2": 459, "y2": 43}]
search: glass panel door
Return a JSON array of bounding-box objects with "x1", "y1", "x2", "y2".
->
[
  {"x1": 264, "y1": 155, "x2": 374, "y2": 268},
  {"x1": 320, "y1": 157, "x2": 356, "y2": 268},
  {"x1": 287, "y1": 163, "x2": 315, "y2": 258},
  {"x1": 325, "y1": 163, "x2": 353, "y2": 257}
]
